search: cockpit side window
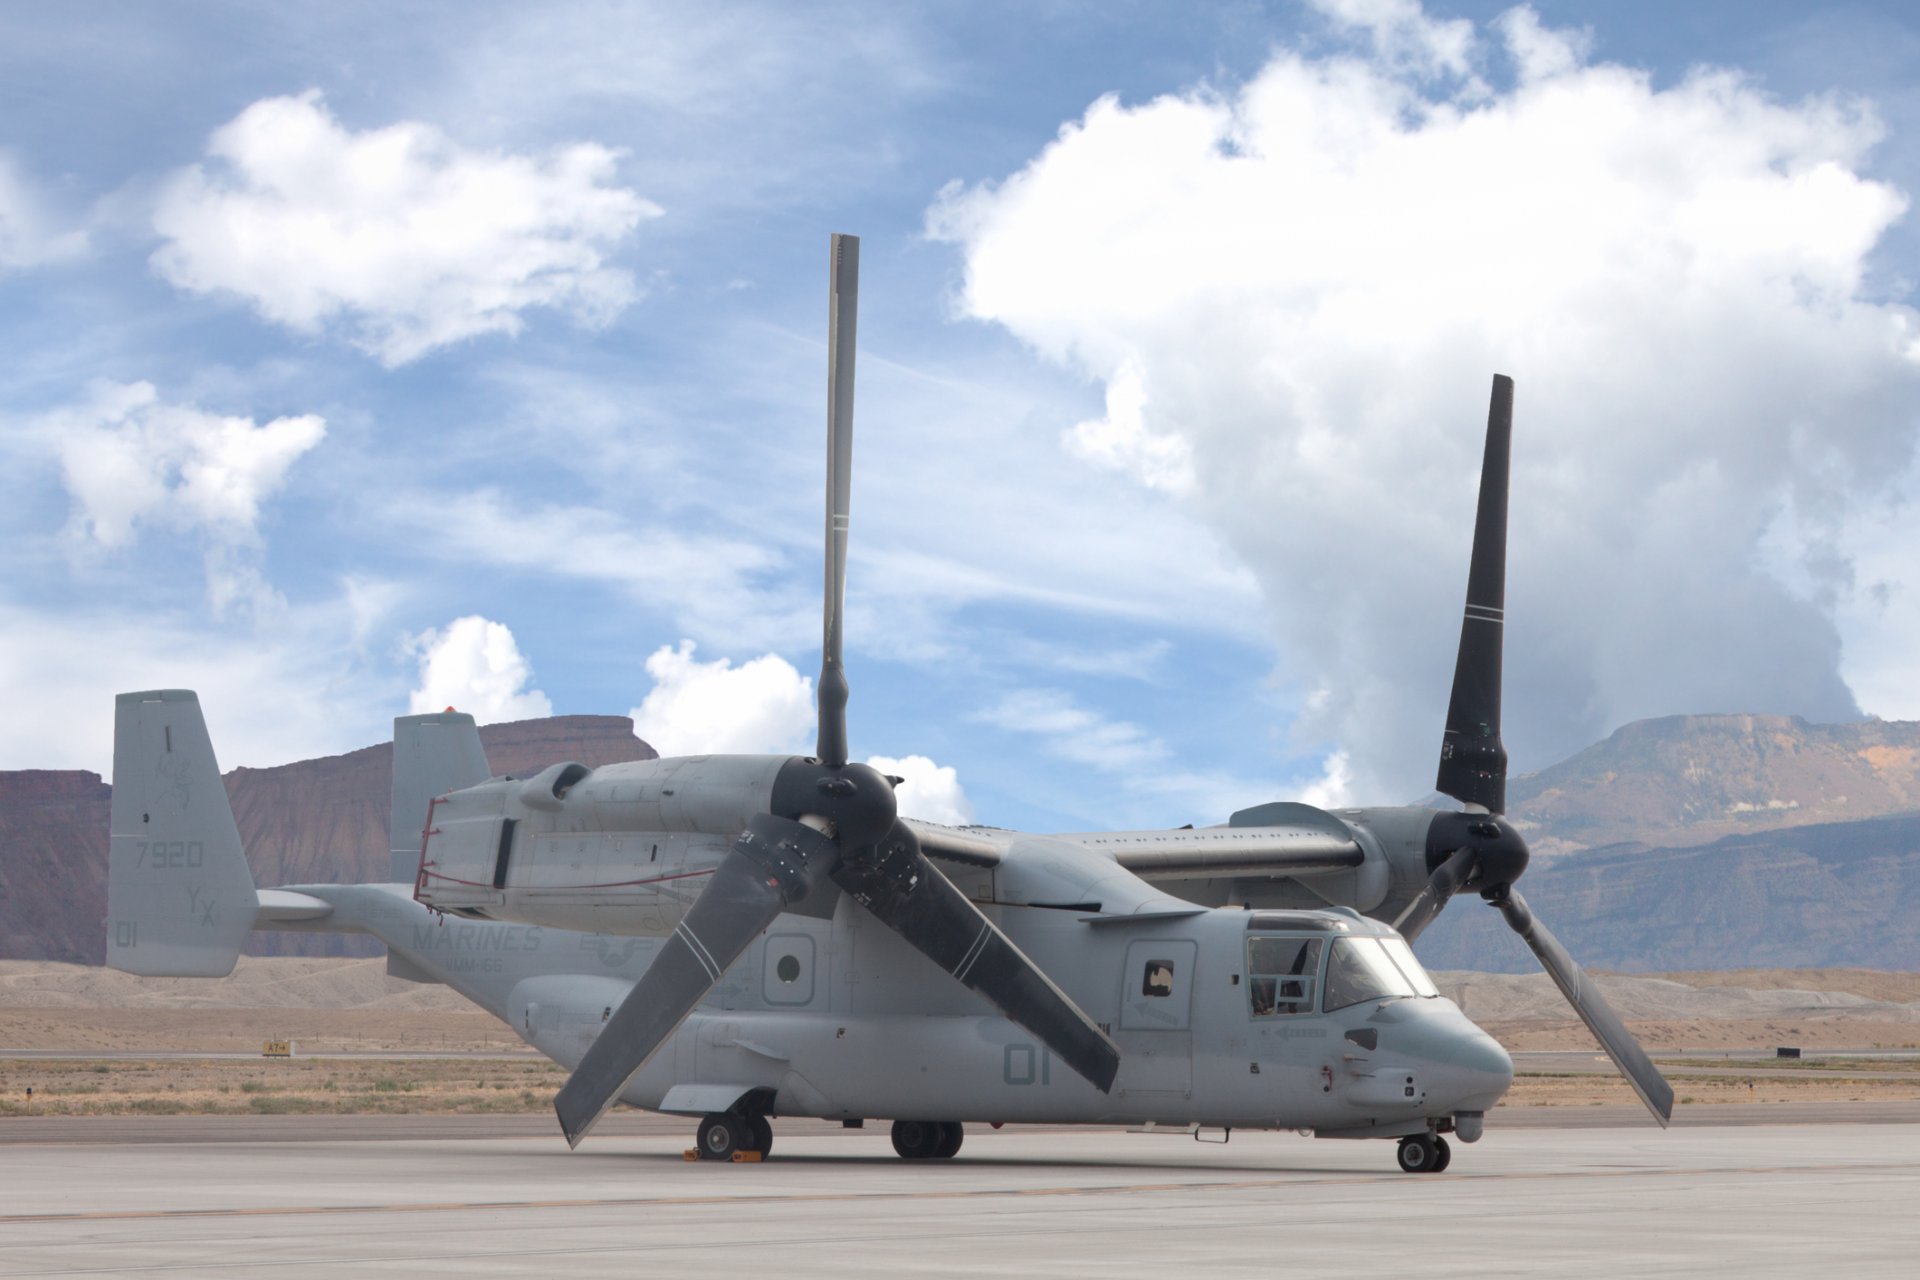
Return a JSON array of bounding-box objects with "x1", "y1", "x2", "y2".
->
[
  {"x1": 1246, "y1": 936, "x2": 1323, "y2": 1017},
  {"x1": 1323, "y1": 937, "x2": 1420, "y2": 1012}
]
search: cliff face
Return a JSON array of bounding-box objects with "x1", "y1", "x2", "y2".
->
[
  {"x1": 0, "y1": 716, "x2": 655, "y2": 963},
  {"x1": 1507, "y1": 714, "x2": 1920, "y2": 855},
  {"x1": 0, "y1": 771, "x2": 115, "y2": 964}
]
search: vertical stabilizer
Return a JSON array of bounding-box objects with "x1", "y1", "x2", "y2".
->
[
  {"x1": 391, "y1": 711, "x2": 491, "y2": 883},
  {"x1": 107, "y1": 690, "x2": 258, "y2": 976}
]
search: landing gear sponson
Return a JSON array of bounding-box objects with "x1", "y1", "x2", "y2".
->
[
  {"x1": 891, "y1": 1120, "x2": 963, "y2": 1160},
  {"x1": 693, "y1": 1114, "x2": 965, "y2": 1162}
]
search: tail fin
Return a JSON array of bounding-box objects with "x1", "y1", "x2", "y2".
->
[
  {"x1": 390, "y1": 711, "x2": 491, "y2": 884},
  {"x1": 107, "y1": 690, "x2": 258, "y2": 976}
]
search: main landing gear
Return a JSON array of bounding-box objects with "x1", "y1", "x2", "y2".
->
[
  {"x1": 891, "y1": 1120, "x2": 964, "y2": 1160},
  {"x1": 1396, "y1": 1132, "x2": 1451, "y2": 1174},
  {"x1": 695, "y1": 1112, "x2": 774, "y2": 1161}
]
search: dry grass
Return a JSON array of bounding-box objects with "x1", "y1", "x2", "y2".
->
[
  {"x1": 1505, "y1": 1070, "x2": 1920, "y2": 1109},
  {"x1": 1479, "y1": 1017, "x2": 1920, "y2": 1053},
  {"x1": 0, "y1": 1056, "x2": 568, "y2": 1117},
  {"x1": 0, "y1": 1008, "x2": 526, "y2": 1054}
]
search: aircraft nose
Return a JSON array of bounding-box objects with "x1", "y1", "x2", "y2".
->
[
  {"x1": 1453, "y1": 1028, "x2": 1514, "y2": 1097},
  {"x1": 1403, "y1": 1010, "x2": 1513, "y2": 1112}
]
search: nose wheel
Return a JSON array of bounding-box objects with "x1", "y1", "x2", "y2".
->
[{"x1": 1396, "y1": 1133, "x2": 1451, "y2": 1174}]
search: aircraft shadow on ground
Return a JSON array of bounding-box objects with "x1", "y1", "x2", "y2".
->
[{"x1": 555, "y1": 1147, "x2": 1390, "y2": 1177}]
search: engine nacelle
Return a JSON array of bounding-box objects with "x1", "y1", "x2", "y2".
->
[{"x1": 414, "y1": 754, "x2": 791, "y2": 932}]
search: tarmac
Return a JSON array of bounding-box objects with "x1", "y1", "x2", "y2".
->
[{"x1": 2, "y1": 1111, "x2": 1917, "y2": 1277}]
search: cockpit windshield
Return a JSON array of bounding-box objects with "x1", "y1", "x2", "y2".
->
[
  {"x1": 1323, "y1": 937, "x2": 1434, "y2": 1012},
  {"x1": 1379, "y1": 937, "x2": 1440, "y2": 997}
]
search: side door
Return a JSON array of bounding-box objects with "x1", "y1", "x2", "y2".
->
[{"x1": 1116, "y1": 938, "x2": 1198, "y2": 1097}]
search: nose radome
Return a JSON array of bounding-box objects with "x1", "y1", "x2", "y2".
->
[
  {"x1": 1400, "y1": 1008, "x2": 1514, "y2": 1111},
  {"x1": 1460, "y1": 1028, "x2": 1514, "y2": 1092}
]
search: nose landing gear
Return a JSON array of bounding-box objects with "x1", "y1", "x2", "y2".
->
[{"x1": 1396, "y1": 1132, "x2": 1451, "y2": 1173}]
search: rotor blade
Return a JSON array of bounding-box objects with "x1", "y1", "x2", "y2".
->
[
  {"x1": 1391, "y1": 847, "x2": 1475, "y2": 944},
  {"x1": 832, "y1": 823, "x2": 1121, "y2": 1093},
  {"x1": 1435, "y1": 373, "x2": 1513, "y2": 813},
  {"x1": 553, "y1": 814, "x2": 836, "y2": 1148},
  {"x1": 1493, "y1": 888, "x2": 1674, "y2": 1127},
  {"x1": 817, "y1": 232, "x2": 859, "y2": 767}
]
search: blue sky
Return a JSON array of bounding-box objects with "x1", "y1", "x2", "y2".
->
[{"x1": 5, "y1": 0, "x2": 1920, "y2": 834}]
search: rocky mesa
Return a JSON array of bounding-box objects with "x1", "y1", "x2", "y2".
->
[{"x1": 0, "y1": 716, "x2": 655, "y2": 964}]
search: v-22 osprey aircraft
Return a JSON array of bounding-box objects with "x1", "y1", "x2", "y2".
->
[{"x1": 107, "y1": 234, "x2": 1673, "y2": 1174}]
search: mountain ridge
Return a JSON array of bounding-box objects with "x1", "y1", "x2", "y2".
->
[
  {"x1": 5, "y1": 710, "x2": 1919, "y2": 971},
  {"x1": 1504, "y1": 713, "x2": 1920, "y2": 856}
]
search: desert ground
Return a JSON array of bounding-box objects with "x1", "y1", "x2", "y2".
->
[{"x1": 2, "y1": 958, "x2": 1917, "y2": 1118}]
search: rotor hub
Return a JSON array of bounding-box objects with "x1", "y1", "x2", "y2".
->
[
  {"x1": 771, "y1": 758, "x2": 898, "y2": 849},
  {"x1": 1425, "y1": 810, "x2": 1530, "y2": 893}
]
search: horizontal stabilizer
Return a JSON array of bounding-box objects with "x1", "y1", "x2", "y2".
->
[{"x1": 254, "y1": 889, "x2": 333, "y2": 924}]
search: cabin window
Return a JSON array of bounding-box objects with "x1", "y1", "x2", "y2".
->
[
  {"x1": 1247, "y1": 936, "x2": 1322, "y2": 1017},
  {"x1": 776, "y1": 953, "x2": 802, "y2": 984},
  {"x1": 1141, "y1": 959, "x2": 1176, "y2": 997}
]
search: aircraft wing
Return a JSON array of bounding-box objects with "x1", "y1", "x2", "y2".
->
[
  {"x1": 909, "y1": 801, "x2": 1365, "y2": 881},
  {"x1": 901, "y1": 819, "x2": 1010, "y2": 867},
  {"x1": 1052, "y1": 825, "x2": 1363, "y2": 881}
]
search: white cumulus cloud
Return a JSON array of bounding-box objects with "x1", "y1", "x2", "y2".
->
[
  {"x1": 629, "y1": 640, "x2": 814, "y2": 757},
  {"x1": 46, "y1": 381, "x2": 325, "y2": 616},
  {"x1": 867, "y1": 753, "x2": 974, "y2": 826},
  {"x1": 52, "y1": 382, "x2": 325, "y2": 549},
  {"x1": 930, "y1": 3, "x2": 1920, "y2": 798},
  {"x1": 1064, "y1": 362, "x2": 1195, "y2": 495},
  {"x1": 408, "y1": 615, "x2": 554, "y2": 723},
  {"x1": 151, "y1": 91, "x2": 658, "y2": 365}
]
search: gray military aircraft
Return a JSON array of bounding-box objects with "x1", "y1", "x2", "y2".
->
[{"x1": 108, "y1": 233, "x2": 1671, "y2": 1174}]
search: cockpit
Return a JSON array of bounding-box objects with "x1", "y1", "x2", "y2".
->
[{"x1": 1247, "y1": 926, "x2": 1439, "y2": 1018}]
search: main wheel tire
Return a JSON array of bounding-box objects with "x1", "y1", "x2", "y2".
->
[
  {"x1": 891, "y1": 1120, "x2": 942, "y2": 1160},
  {"x1": 1430, "y1": 1135, "x2": 1451, "y2": 1173},
  {"x1": 1396, "y1": 1133, "x2": 1438, "y2": 1174},
  {"x1": 933, "y1": 1122, "x2": 964, "y2": 1159},
  {"x1": 697, "y1": 1113, "x2": 744, "y2": 1161},
  {"x1": 748, "y1": 1115, "x2": 774, "y2": 1157}
]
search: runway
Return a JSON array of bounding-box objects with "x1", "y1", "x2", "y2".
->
[{"x1": 2, "y1": 1116, "x2": 1916, "y2": 1277}]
